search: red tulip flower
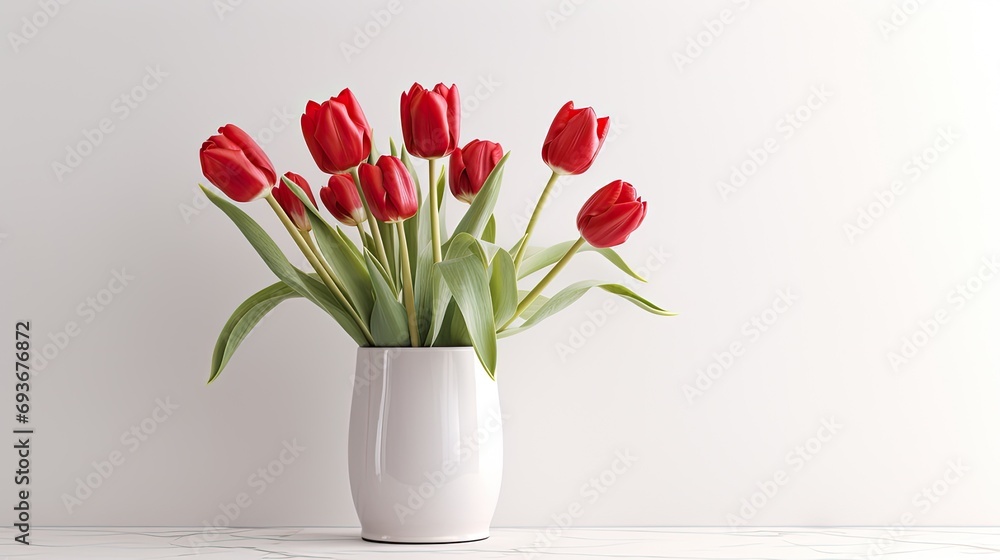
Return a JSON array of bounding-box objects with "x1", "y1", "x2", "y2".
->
[
  {"x1": 321, "y1": 173, "x2": 367, "y2": 227},
  {"x1": 449, "y1": 139, "x2": 503, "y2": 204},
  {"x1": 576, "y1": 180, "x2": 647, "y2": 248},
  {"x1": 200, "y1": 124, "x2": 276, "y2": 202},
  {"x1": 301, "y1": 88, "x2": 372, "y2": 174},
  {"x1": 400, "y1": 83, "x2": 460, "y2": 159},
  {"x1": 358, "y1": 156, "x2": 418, "y2": 223},
  {"x1": 542, "y1": 101, "x2": 610, "y2": 176},
  {"x1": 273, "y1": 172, "x2": 317, "y2": 232}
]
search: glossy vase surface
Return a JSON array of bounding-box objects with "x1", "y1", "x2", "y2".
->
[{"x1": 348, "y1": 347, "x2": 503, "y2": 543}]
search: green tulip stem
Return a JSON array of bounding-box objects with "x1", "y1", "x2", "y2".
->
[
  {"x1": 395, "y1": 221, "x2": 420, "y2": 347},
  {"x1": 350, "y1": 167, "x2": 392, "y2": 280},
  {"x1": 355, "y1": 224, "x2": 368, "y2": 250},
  {"x1": 301, "y1": 232, "x2": 352, "y2": 303},
  {"x1": 265, "y1": 193, "x2": 374, "y2": 345},
  {"x1": 502, "y1": 236, "x2": 585, "y2": 331},
  {"x1": 428, "y1": 158, "x2": 443, "y2": 263},
  {"x1": 513, "y1": 170, "x2": 560, "y2": 272}
]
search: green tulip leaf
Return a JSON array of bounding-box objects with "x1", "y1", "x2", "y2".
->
[
  {"x1": 282, "y1": 176, "x2": 374, "y2": 323},
  {"x1": 489, "y1": 249, "x2": 517, "y2": 327},
  {"x1": 449, "y1": 152, "x2": 509, "y2": 245},
  {"x1": 209, "y1": 281, "x2": 299, "y2": 384},
  {"x1": 335, "y1": 226, "x2": 364, "y2": 261},
  {"x1": 500, "y1": 280, "x2": 675, "y2": 338},
  {"x1": 446, "y1": 303, "x2": 473, "y2": 347},
  {"x1": 402, "y1": 185, "x2": 422, "y2": 281},
  {"x1": 401, "y1": 145, "x2": 421, "y2": 190},
  {"x1": 359, "y1": 230, "x2": 376, "y2": 257},
  {"x1": 376, "y1": 219, "x2": 399, "y2": 291},
  {"x1": 364, "y1": 249, "x2": 409, "y2": 347},
  {"x1": 436, "y1": 159, "x2": 447, "y2": 211},
  {"x1": 519, "y1": 241, "x2": 649, "y2": 282},
  {"x1": 413, "y1": 242, "x2": 436, "y2": 344},
  {"x1": 436, "y1": 254, "x2": 497, "y2": 378},
  {"x1": 509, "y1": 234, "x2": 526, "y2": 260},
  {"x1": 200, "y1": 185, "x2": 368, "y2": 346},
  {"x1": 482, "y1": 214, "x2": 496, "y2": 243},
  {"x1": 518, "y1": 291, "x2": 550, "y2": 323},
  {"x1": 431, "y1": 300, "x2": 469, "y2": 347},
  {"x1": 445, "y1": 232, "x2": 489, "y2": 266},
  {"x1": 426, "y1": 234, "x2": 490, "y2": 345}
]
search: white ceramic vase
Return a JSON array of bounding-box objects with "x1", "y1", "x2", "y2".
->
[{"x1": 348, "y1": 347, "x2": 503, "y2": 543}]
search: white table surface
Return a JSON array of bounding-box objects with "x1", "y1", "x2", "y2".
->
[{"x1": 2, "y1": 527, "x2": 999, "y2": 559}]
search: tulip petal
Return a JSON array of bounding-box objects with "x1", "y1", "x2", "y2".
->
[
  {"x1": 411, "y1": 91, "x2": 449, "y2": 157},
  {"x1": 449, "y1": 146, "x2": 467, "y2": 200},
  {"x1": 400, "y1": 86, "x2": 417, "y2": 151},
  {"x1": 205, "y1": 134, "x2": 238, "y2": 151},
  {"x1": 219, "y1": 124, "x2": 276, "y2": 185},
  {"x1": 615, "y1": 181, "x2": 638, "y2": 204},
  {"x1": 321, "y1": 174, "x2": 366, "y2": 227},
  {"x1": 547, "y1": 108, "x2": 600, "y2": 174},
  {"x1": 596, "y1": 116, "x2": 611, "y2": 144},
  {"x1": 582, "y1": 201, "x2": 646, "y2": 248},
  {"x1": 316, "y1": 101, "x2": 365, "y2": 172},
  {"x1": 359, "y1": 163, "x2": 391, "y2": 222},
  {"x1": 335, "y1": 88, "x2": 371, "y2": 133},
  {"x1": 441, "y1": 83, "x2": 461, "y2": 153},
  {"x1": 577, "y1": 180, "x2": 624, "y2": 228},
  {"x1": 465, "y1": 141, "x2": 500, "y2": 191},
  {"x1": 200, "y1": 148, "x2": 270, "y2": 203},
  {"x1": 273, "y1": 182, "x2": 310, "y2": 231},
  {"x1": 542, "y1": 101, "x2": 578, "y2": 146},
  {"x1": 379, "y1": 156, "x2": 418, "y2": 221},
  {"x1": 301, "y1": 106, "x2": 337, "y2": 174},
  {"x1": 283, "y1": 172, "x2": 317, "y2": 206}
]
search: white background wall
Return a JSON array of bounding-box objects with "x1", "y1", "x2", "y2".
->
[{"x1": 2, "y1": 0, "x2": 999, "y2": 528}]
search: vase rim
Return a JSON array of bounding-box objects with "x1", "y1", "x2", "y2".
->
[{"x1": 356, "y1": 346, "x2": 475, "y2": 352}]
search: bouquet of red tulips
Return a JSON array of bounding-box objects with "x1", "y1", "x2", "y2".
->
[{"x1": 198, "y1": 83, "x2": 673, "y2": 382}]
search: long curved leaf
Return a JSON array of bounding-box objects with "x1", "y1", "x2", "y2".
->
[
  {"x1": 282, "y1": 176, "x2": 374, "y2": 324},
  {"x1": 449, "y1": 152, "x2": 510, "y2": 243},
  {"x1": 413, "y1": 242, "x2": 436, "y2": 343},
  {"x1": 482, "y1": 214, "x2": 496, "y2": 243},
  {"x1": 209, "y1": 281, "x2": 299, "y2": 383},
  {"x1": 200, "y1": 185, "x2": 368, "y2": 345},
  {"x1": 519, "y1": 241, "x2": 648, "y2": 282},
  {"x1": 436, "y1": 159, "x2": 447, "y2": 211},
  {"x1": 426, "y1": 234, "x2": 487, "y2": 344},
  {"x1": 436, "y1": 254, "x2": 497, "y2": 378},
  {"x1": 489, "y1": 249, "x2": 517, "y2": 327},
  {"x1": 378, "y1": 218, "x2": 399, "y2": 291},
  {"x1": 403, "y1": 203, "x2": 421, "y2": 283},
  {"x1": 519, "y1": 292, "x2": 550, "y2": 322},
  {"x1": 335, "y1": 226, "x2": 364, "y2": 261},
  {"x1": 496, "y1": 291, "x2": 549, "y2": 340},
  {"x1": 499, "y1": 280, "x2": 675, "y2": 338},
  {"x1": 364, "y1": 249, "x2": 409, "y2": 347},
  {"x1": 446, "y1": 232, "x2": 489, "y2": 267}
]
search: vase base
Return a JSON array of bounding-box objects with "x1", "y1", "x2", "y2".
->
[{"x1": 362, "y1": 533, "x2": 489, "y2": 545}]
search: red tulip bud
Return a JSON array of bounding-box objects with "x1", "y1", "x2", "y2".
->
[
  {"x1": 542, "y1": 101, "x2": 610, "y2": 176},
  {"x1": 400, "y1": 82, "x2": 461, "y2": 159},
  {"x1": 301, "y1": 88, "x2": 372, "y2": 173},
  {"x1": 273, "y1": 172, "x2": 317, "y2": 232},
  {"x1": 321, "y1": 173, "x2": 367, "y2": 227},
  {"x1": 358, "y1": 156, "x2": 418, "y2": 223},
  {"x1": 576, "y1": 180, "x2": 647, "y2": 248},
  {"x1": 449, "y1": 139, "x2": 503, "y2": 204},
  {"x1": 199, "y1": 124, "x2": 277, "y2": 202}
]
